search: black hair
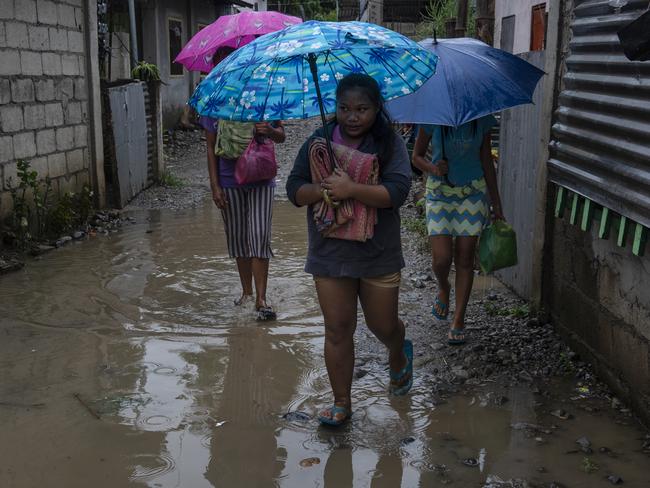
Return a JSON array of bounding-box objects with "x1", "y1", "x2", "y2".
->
[
  {"x1": 212, "y1": 46, "x2": 235, "y2": 64},
  {"x1": 334, "y1": 74, "x2": 395, "y2": 165}
]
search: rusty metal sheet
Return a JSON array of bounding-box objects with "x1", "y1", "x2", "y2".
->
[{"x1": 548, "y1": 0, "x2": 650, "y2": 227}]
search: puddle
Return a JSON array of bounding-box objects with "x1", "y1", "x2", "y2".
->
[{"x1": 0, "y1": 200, "x2": 648, "y2": 487}]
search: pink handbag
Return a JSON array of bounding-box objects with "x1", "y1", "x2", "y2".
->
[{"x1": 234, "y1": 135, "x2": 277, "y2": 185}]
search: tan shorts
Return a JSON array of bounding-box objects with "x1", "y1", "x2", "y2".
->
[{"x1": 313, "y1": 272, "x2": 401, "y2": 288}]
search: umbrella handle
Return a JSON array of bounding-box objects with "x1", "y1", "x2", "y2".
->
[{"x1": 308, "y1": 53, "x2": 338, "y2": 169}]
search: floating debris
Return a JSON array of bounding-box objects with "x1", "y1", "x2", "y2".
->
[{"x1": 299, "y1": 457, "x2": 320, "y2": 468}]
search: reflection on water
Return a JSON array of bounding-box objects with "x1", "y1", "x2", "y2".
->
[{"x1": 1, "y1": 200, "x2": 648, "y2": 487}]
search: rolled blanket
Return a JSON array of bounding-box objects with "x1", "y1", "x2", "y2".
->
[{"x1": 309, "y1": 137, "x2": 379, "y2": 242}]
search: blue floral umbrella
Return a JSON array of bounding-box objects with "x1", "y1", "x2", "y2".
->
[{"x1": 189, "y1": 20, "x2": 438, "y2": 126}]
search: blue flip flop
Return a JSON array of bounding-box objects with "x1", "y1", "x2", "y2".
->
[
  {"x1": 390, "y1": 339, "x2": 413, "y2": 396},
  {"x1": 448, "y1": 327, "x2": 466, "y2": 346},
  {"x1": 431, "y1": 297, "x2": 449, "y2": 320},
  {"x1": 318, "y1": 405, "x2": 352, "y2": 426}
]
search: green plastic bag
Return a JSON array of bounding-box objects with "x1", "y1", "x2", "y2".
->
[{"x1": 479, "y1": 220, "x2": 518, "y2": 274}]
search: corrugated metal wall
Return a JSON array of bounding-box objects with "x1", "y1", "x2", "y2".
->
[{"x1": 548, "y1": 0, "x2": 650, "y2": 228}]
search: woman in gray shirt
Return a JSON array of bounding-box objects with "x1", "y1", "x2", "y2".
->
[{"x1": 286, "y1": 74, "x2": 413, "y2": 426}]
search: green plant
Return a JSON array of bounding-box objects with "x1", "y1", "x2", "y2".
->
[
  {"x1": 8, "y1": 160, "x2": 52, "y2": 247},
  {"x1": 581, "y1": 457, "x2": 599, "y2": 474},
  {"x1": 132, "y1": 61, "x2": 161, "y2": 82},
  {"x1": 47, "y1": 192, "x2": 76, "y2": 235},
  {"x1": 403, "y1": 215, "x2": 428, "y2": 238},
  {"x1": 416, "y1": 0, "x2": 476, "y2": 40},
  {"x1": 159, "y1": 170, "x2": 185, "y2": 188}
]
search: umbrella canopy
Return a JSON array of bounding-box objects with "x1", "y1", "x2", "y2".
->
[
  {"x1": 385, "y1": 37, "x2": 545, "y2": 127},
  {"x1": 188, "y1": 20, "x2": 439, "y2": 122},
  {"x1": 174, "y1": 11, "x2": 302, "y2": 73}
]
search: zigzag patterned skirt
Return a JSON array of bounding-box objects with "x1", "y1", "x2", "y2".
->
[{"x1": 425, "y1": 177, "x2": 488, "y2": 237}]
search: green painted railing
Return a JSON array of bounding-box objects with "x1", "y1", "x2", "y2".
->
[{"x1": 554, "y1": 184, "x2": 647, "y2": 257}]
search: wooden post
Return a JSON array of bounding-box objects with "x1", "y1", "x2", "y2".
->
[
  {"x1": 455, "y1": 0, "x2": 469, "y2": 37},
  {"x1": 476, "y1": 0, "x2": 495, "y2": 44},
  {"x1": 148, "y1": 80, "x2": 165, "y2": 181},
  {"x1": 445, "y1": 18, "x2": 457, "y2": 37}
]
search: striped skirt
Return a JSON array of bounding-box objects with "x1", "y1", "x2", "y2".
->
[
  {"x1": 221, "y1": 186, "x2": 274, "y2": 258},
  {"x1": 425, "y1": 177, "x2": 488, "y2": 237}
]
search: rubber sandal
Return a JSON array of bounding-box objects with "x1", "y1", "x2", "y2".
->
[
  {"x1": 448, "y1": 327, "x2": 466, "y2": 346},
  {"x1": 390, "y1": 339, "x2": 413, "y2": 396},
  {"x1": 256, "y1": 306, "x2": 277, "y2": 322},
  {"x1": 431, "y1": 297, "x2": 449, "y2": 320},
  {"x1": 318, "y1": 405, "x2": 352, "y2": 426}
]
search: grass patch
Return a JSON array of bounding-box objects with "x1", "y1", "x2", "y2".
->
[
  {"x1": 403, "y1": 215, "x2": 427, "y2": 238},
  {"x1": 581, "y1": 457, "x2": 599, "y2": 474},
  {"x1": 485, "y1": 303, "x2": 530, "y2": 318},
  {"x1": 159, "y1": 170, "x2": 185, "y2": 188}
]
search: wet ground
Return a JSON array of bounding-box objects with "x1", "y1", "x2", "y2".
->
[
  {"x1": 2, "y1": 124, "x2": 649, "y2": 487},
  {"x1": 2, "y1": 198, "x2": 649, "y2": 487}
]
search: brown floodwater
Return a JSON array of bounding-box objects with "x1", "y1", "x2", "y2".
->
[{"x1": 1, "y1": 200, "x2": 648, "y2": 487}]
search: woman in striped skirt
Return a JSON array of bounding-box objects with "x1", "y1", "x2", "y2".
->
[
  {"x1": 412, "y1": 115, "x2": 504, "y2": 344},
  {"x1": 202, "y1": 115, "x2": 285, "y2": 321},
  {"x1": 201, "y1": 47, "x2": 286, "y2": 321}
]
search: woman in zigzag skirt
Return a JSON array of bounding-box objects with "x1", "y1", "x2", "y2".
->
[{"x1": 412, "y1": 115, "x2": 504, "y2": 345}]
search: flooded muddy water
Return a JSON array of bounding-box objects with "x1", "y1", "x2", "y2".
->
[{"x1": 1, "y1": 200, "x2": 648, "y2": 487}]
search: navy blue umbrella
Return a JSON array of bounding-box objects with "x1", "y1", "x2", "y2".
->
[{"x1": 385, "y1": 36, "x2": 545, "y2": 127}]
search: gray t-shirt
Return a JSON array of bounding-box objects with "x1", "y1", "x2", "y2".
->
[{"x1": 286, "y1": 125, "x2": 412, "y2": 278}]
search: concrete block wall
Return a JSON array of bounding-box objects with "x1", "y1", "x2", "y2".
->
[
  {"x1": 0, "y1": 0, "x2": 90, "y2": 220},
  {"x1": 544, "y1": 196, "x2": 650, "y2": 425}
]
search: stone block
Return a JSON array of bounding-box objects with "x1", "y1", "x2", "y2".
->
[
  {"x1": 76, "y1": 170, "x2": 89, "y2": 187},
  {"x1": 0, "y1": 105, "x2": 23, "y2": 132},
  {"x1": 49, "y1": 27, "x2": 68, "y2": 50},
  {"x1": 2, "y1": 161, "x2": 17, "y2": 190},
  {"x1": 65, "y1": 101, "x2": 81, "y2": 124},
  {"x1": 74, "y1": 7, "x2": 84, "y2": 28},
  {"x1": 37, "y1": 0, "x2": 58, "y2": 25},
  {"x1": 35, "y1": 79, "x2": 54, "y2": 101},
  {"x1": 61, "y1": 53, "x2": 78, "y2": 75},
  {"x1": 15, "y1": 0, "x2": 37, "y2": 23},
  {"x1": 5, "y1": 22, "x2": 29, "y2": 49},
  {"x1": 24, "y1": 104, "x2": 45, "y2": 130},
  {"x1": 55, "y1": 126, "x2": 74, "y2": 151},
  {"x1": 0, "y1": 79, "x2": 10, "y2": 104},
  {"x1": 42, "y1": 52, "x2": 61, "y2": 76},
  {"x1": 57, "y1": 174, "x2": 75, "y2": 195},
  {"x1": 47, "y1": 152, "x2": 66, "y2": 177},
  {"x1": 20, "y1": 51, "x2": 42, "y2": 76},
  {"x1": 11, "y1": 79, "x2": 34, "y2": 103},
  {"x1": 66, "y1": 148, "x2": 83, "y2": 173},
  {"x1": 68, "y1": 29, "x2": 83, "y2": 53},
  {"x1": 44, "y1": 102, "x2": 64, "y2": 126},
  {"x1": 13, "y1": 132, "x2": 37, "y2": 159},
  {"x1": 36, "y1": 129, "x2": 56, "y2": 155},
  {"x1": 55, "y1": 77, "x2": 74, "y2": 102},
  {"x1": 77, "y1": 55, "x2": 85, "y2": 75},
  {"x1": 29, "y1": 25, "x2": 50, "y2": 51},
  {"x1": 0, "y1": 50, "x2": 20, "y2": 76},
  {"x1": 74, "y1": 77, "x2": 86, "y2": 100},
  {"x1": 0, "y1": 135, "x2": 13, "y2": 163},
  {"x1": 0, "y1": 0, "x2": 14, "y2": 20},
  {"x1": 0, "y1": 22, "x2": 5, "y2": 48},
  {"x1": 30, "y1": 156, "x2": 48, "y2": 178},
  {"x1": 57, "y1": 3, "x2": 76, "y2": 28},
  {"x1": 74, "y1": 124, "x2": 87, "y2": 147}
]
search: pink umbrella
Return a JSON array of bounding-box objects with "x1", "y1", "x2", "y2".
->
[{"x1": 174, "y1": 11, "x2": 302, "y2": 73}]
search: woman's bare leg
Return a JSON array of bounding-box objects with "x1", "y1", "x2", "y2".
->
[
  {"x1": 430, "y1": 235, "x2": 453, "y2": 316},
  {"x1": 451, "y1": 236, "x2": 479, "y2": 339},
  {"x1": 315, "y1": 277, "x2": 359, "y2": 421}
]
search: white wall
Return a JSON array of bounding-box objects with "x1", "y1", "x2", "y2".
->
[{"x1": 494, "y1": 0, "x2": 548, "y2": 54}]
